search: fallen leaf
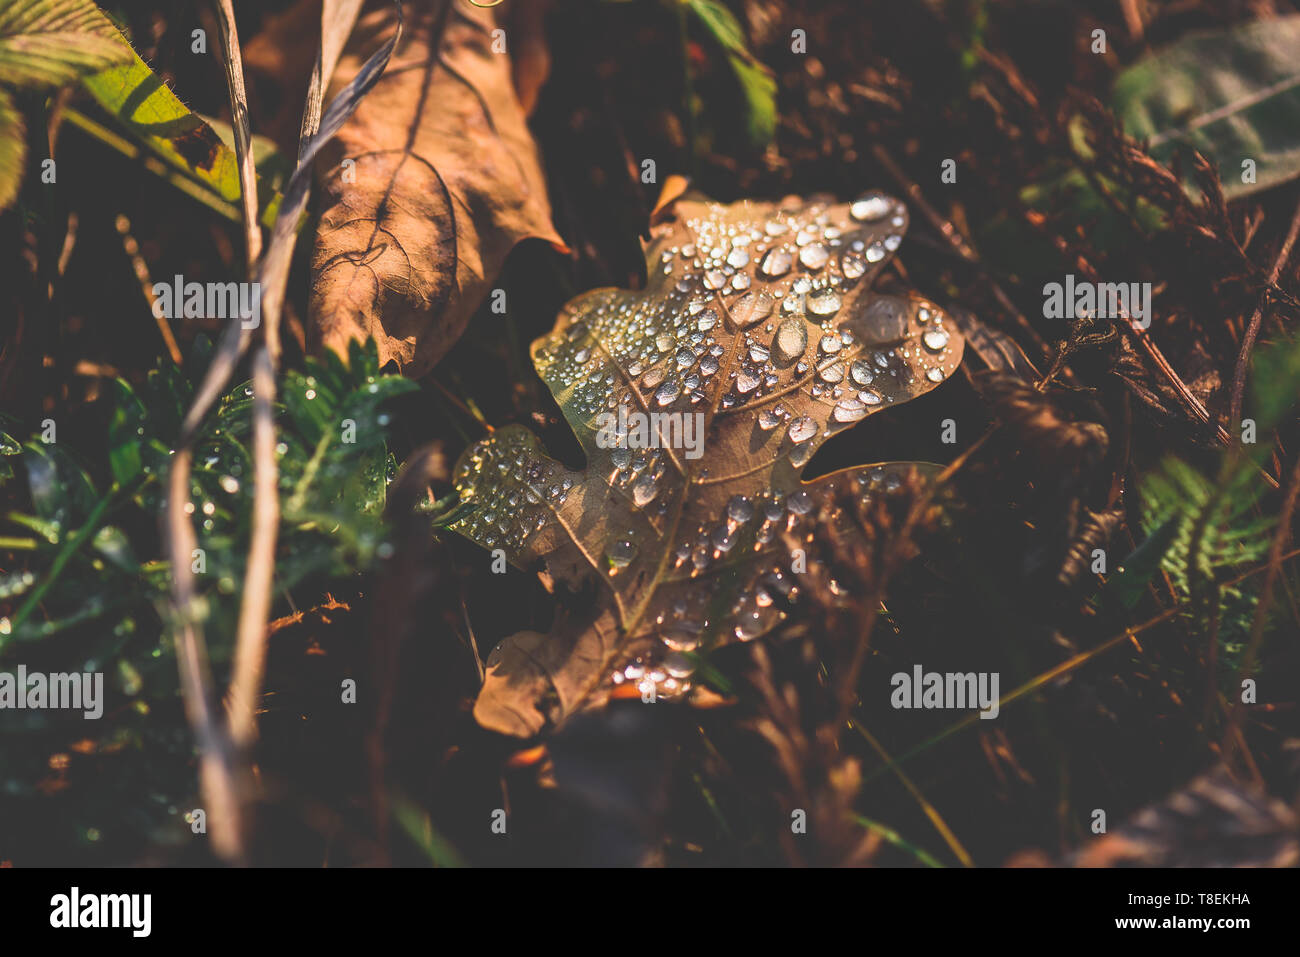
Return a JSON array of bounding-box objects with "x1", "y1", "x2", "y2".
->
[
  {"x1": 452, "y1": 191, "x2": 965, "y2": 736},
  {"x1": 309, "y1": 0, "x2": 564, "y2": 376},
  {"x1": 1070, "y1": 764, "x2": 1299, "y2": 867}
]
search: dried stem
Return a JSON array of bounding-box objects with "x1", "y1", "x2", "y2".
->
[
  {"x1": 227, "y1": 347, "x2": 278, "y2": 750},
  {"x1": 1228, "y1": 195, "x2": 1300, "y2": 434},
  {"x1": 212, "y1": 0, "x2": 262, "y2": 265}
]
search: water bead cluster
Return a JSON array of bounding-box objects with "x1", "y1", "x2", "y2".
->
[{"x1": 454, "y1": 192, "x2": 962, "y2": 704}]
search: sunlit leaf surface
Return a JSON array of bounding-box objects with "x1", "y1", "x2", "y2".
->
[{"x1": 453, "y1": 193, "x2": 965, "y2": 737}]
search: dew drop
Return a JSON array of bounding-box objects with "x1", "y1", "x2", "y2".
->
[
  {"x1": 799, "y1": 243, "x2": 829, "y2": 270},
  {"x1": 819, "y1": 362, "x2": 845, "y2": 384},
  {"x1": 771, "y1": 319, "x2": 808, "y2": 366},
  {"x1": 727, "y1": 495, "x2": 755, "y2": 523},
  {"x1": 840, "y1": 250, "x2": 867, "y2": 279},
  {"x1": 664, "y1": 652, "x2": 695, "y2": 678},
  {"x1": 731, "y1": 290, "x2": 774, "y2": 328},
  {"x1": 632, "y1": 474, "x2": 660, "y2": 506},
  {"x1": 662, "y1": 623, "x2": 701, "y2": 652},
  {"x1": 808, "y1": 289, "x2": 841, "y2": 317},
  {"x1": 923, "y1": 328, "x2": 950, "y2": 352},
  {"x1": 606, "y1": 539, "x2": 637, "y2": 568},
  {"x1": 786, "y1": 415, "x2": 817, "y2": 443},
  {"x1": 711, "y1": 525, "x2": 738, "y2": 553},
  {"x1": 759, "y1": 247, "x2": 792, "y2": 278},
  {"x1": 851, "y1": 193, "x2": 892, "y2": 222},
  {"x1": 833, "y1": 397, "x2": 868, "y2": 422}
]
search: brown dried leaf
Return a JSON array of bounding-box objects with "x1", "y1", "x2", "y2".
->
[
  {"x1": 452, "y1": 192, "x2": 965, "y2": 736},
  {"x1": 1071, "y1": 765, "x2": 1299, "y2": 867},
  {"x1": 309, "y1": 0, "x2": 563, "y2": 376}
]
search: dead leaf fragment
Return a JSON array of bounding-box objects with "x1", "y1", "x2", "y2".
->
[
  {"x1": 1071, "y1": 764, "x2": 1299, "y2": 867},
  {"x1": 310, "y1": 0, "x2": 564, "y2": 376},
  {"x1": 453, "y1": 192, "x2": 965, "y2": 736}
]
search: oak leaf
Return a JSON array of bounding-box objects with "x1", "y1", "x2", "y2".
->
[
  {"x1": 452, "y1": 192, "x2": 965, "y2": 737},
  {"x1": 310, "y1": 0, "x2": 563, "y2": 377}
]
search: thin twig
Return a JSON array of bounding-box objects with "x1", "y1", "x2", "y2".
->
[
  {"x1": 212, "y1": 0, "x2": 276, "y2": 758},
  {"x1": 164, "y1": 449, "x2": 247, "y2": 862},
  {"x1": 158, "y1": 0, "x2": 266, "y2": 862},
  {"x1": 870, "y1": 143, "x2": 1060, "y2": 370},
  {"x1": 1223, "y1": 453, "x2": 1300, "y2": 759},
  {"x1": 213, "y1": 0, "x2": 262, "y2": 265},
  {"x1": 227, "y1": 347, "x2": 278, "y2": 750},
  {"x1": 1229, "y1": 195, "x2": 1300, "y2": 433},
  {"x1": 163, "y1": 0, "x2": 397, "y2": 862}
]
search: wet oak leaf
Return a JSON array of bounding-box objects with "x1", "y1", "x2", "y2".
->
[
  {"x1": 453, "y1": 192, "x2": 965, "y2": 737},
  {"x1": 310, "y1": 0, "x2": 563, "y2": 377}
]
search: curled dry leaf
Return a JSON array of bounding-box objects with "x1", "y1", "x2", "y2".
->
[
  {"x1": 310, "y1": 0, "x2": 564, "y2": 376},
  {"x1": 452, "y1": 192, "x2": 965, "y2": 737}
]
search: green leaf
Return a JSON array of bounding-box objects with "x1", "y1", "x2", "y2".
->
[
  {"x1": 22, "y1": 440, "x2": 97, "y2": 529},
  {"x1": 1249, "y1": 332, "x2": 1300, "y2": 431},
  {"x1": 202, "y1": 113, "x2": 291, "y2": 190},
  {"x1": 0, "y1": 0, "x2": 129, "y2": 88},
  {"x1": 686, "y1": 0, "x2": 776, "y2": 150},
  {"x1": 1113, "y1": 15, "x2": 1300, "y2": 200},
  {"x1": 106, "y1": 378, "x2": 145, "y2": 485},
  {"x1": 1106, "y1": 515, "x2": 1179, "y2": 610},
  {"x1": 82, "y1": 44, "x2": 282, "y2": 227},
  {"x1": 0, "y1": 87, "x2": 24, "y2": 210}
]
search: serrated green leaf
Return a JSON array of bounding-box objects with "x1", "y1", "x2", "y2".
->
[
  {"x1": 82, "y1": 44, "x2": 282, "y2": 227},
  {"x1": 0, "y1": 0, "x2": 129, "y2": 88}
]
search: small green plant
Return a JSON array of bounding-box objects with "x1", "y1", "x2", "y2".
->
[{"x1": 0, "y1": 338, "x2": 414, "y2": 860}]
